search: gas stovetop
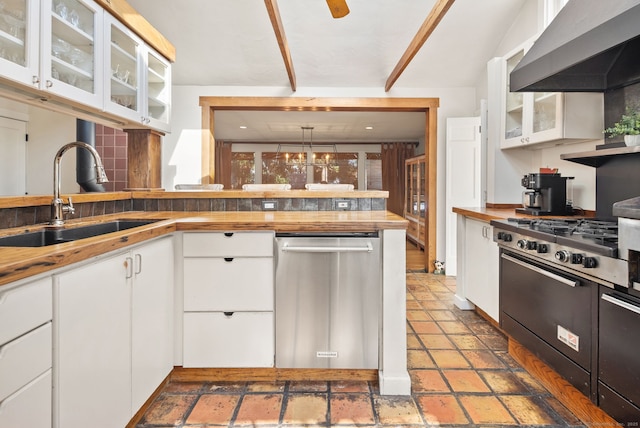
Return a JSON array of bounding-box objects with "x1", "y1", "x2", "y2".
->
[
  {"x1": 490, "y1": 217, "x2": 628, "y2": 287},
  {"x1": 493, "y1": 218, "x2": 618, "y2": 257}
]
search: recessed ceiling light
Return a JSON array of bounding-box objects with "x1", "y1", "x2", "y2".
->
[
  {"x1": 365, "y1": 126, "x2": 374, "y2": 130},
  {"x1": 239, "y1": 125, "x2": 247, "y2": 129}
]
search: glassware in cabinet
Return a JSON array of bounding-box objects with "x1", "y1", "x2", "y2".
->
[
  {"x1": 0, "y1": 0, "x2": 39, "y2": 86},
  {"x1": 105, "y1": 14, "x2": 141, "y2": 122},
  {"x1": 43, "y1": 0, "x2": 103, "y2": 108}
]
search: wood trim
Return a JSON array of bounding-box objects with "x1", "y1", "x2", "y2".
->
[
  {"x1": 425, "y1": 106, "x2": 438, "y2": 272},
  {"x1": 124, "y1": 129, "x2": 164, "y2": 190},
  {"x1": 171, "y1": 367, "x2": 378, "y2": 382},
  {"x1": 199, "y1": 96, "x2": 439, "y2": 272},
  {"x1": 94, "y1": 0, "x2": 176, "y2": 62},
  {"x1": 508, "y1": 339, "x2": 618, "y2": 426},
  {"x1": 126, "y1": 373, "x2": 171, "y2": 428},
  {"x1": 484, "y1": 203, "x2": 522, "y2": 209},
  {"x1": 199, "y1": 96, "x2": 439, "y2": 111},
  {"x1": 384, "y1": 0, "x2": 456, "y2": 91},
  {"x1": 264, "y1": 0, "x2": 297, "y2": 91}
]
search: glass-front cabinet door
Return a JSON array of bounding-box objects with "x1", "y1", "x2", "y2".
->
[
  {"x1": 0, "y1": 0, "x2": 39, "y2": 86},
  {"x1": 504, "y1": 49, "x2": 524, "y2": 143},
  {"x1": 42, "y1": 0, "x2": 103, "y2": 108},
  {"x1": 145, "y1": 48, "x2": 170, "y2": 132},
  {"x1": 104, "y1": 14, "x2": 141, "y2": 123}
]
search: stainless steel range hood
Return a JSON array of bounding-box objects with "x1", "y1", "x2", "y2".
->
[{"x1": 510, "y1": 0, "x2": 640, "y2": 92}]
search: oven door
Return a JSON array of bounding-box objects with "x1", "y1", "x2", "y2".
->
[
  {"x1": 499, "y1": 250, "x2": 596, "y2": 398},
  {"x1": 598, "y1": 289, "x2": 640, "y2": 422}
]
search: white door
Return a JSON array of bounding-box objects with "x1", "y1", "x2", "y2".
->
[
  {"x1": 445, "y1": 117, "x2": 482, "y2": 276},
  {"x1": 0, "y1": 117, "x2": 27, "y2": 196}
]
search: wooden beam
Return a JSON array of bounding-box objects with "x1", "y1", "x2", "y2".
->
[
  {"x1": 264, "y1": 0, "x2": 297, "y2": 91},
  {"x1": 199, "y1": 96, "x2": 439, "y2": 112},
  {"x1": 95, "y1": 0, "x2": 176, "y2": 62},
  {"x1": 384, "y1": 0, "x2": 455, "y2": 92}
]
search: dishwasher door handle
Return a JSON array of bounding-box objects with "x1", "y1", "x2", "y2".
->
[
  {"x1": 281, "y1": 242, "x2": 373, "y2": 253},
  {"x1": 501, "y1": 253, "x2": 578, "y2": 287}
]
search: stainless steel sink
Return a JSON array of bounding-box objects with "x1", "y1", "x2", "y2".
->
[{"x1": 0, "y1": 220, "x2": 158, "y2": 247}]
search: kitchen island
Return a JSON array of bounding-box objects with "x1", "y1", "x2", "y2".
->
[{"x1": 0, "y1": 206, "x2": 410, "y2": 428}]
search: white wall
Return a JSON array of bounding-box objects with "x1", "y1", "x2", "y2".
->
[
  {"x1": 164, "y1": 85, "x2": 477, "y2": 263},
  {"x1": 0, "y1": 98, "x2": 77, "y2": 196}
]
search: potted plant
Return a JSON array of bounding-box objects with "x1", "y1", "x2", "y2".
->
[{"x1": 604, "y1": 106, "x2": 640, "y2": 146}]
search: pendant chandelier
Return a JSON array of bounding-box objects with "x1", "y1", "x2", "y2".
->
[{"x1": 276, "y1": 126, "x2": 338, "y2": 166}]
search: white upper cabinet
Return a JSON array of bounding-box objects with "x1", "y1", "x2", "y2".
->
[
  {"x1": 0, "y1": 0, "x2": 40, "y2": 86},
  {"x1": 42, "y1": 0, "x2": 103, "y2": 108},
  {"x1": 0, "y1": 0, "x2": 171, "y2": 131},
  {"x1": 104, "y1": 15, "x2": 170, "y2": 132},
  {"x1": 144, "y1": 48, "x2": 170, "y2": 132},
  {"x1": 490, "y1": 40, "x2": 603, "y2": 149}
]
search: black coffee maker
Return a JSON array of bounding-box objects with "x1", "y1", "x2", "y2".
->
[{"x1": 516, "y1": 173, "x2": 574, "y2": 216}]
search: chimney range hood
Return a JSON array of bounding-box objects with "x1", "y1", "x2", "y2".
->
[{"x1": 510, "y1": 0, "x2": 640, "y2": 92}]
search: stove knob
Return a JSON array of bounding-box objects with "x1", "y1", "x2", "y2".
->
[
  {"x1": 583, "y1": 257, "x2": 598, "y2": 268},
  {"x1": 537, "y1": 244, "x2": 548, "y2": 253},
  {"x1": 555, "y1": 250, "x2": 570, "y2": 262},
  {"x1": 502, "y1": 233, "x2": 512, "y2": 242},
  {"x1": 571, "y1": 253, "x2": 584, "y2": 264},
  {"x1": 497, "y1": 232, "x2": 505, "y2": 240},
  {"x1": 526, "y1": 241, "x2": 538, "y2": 251},
  {"x1": 517, "y1": 239, "x2": 527, "y2": 249}
]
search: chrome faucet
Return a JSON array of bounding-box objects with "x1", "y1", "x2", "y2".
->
[{"x1": 50, "y1": 141, "x2": 109, "y2": 227}]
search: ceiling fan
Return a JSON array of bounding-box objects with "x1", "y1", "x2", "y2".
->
[{"x1": 326, "y1": 0, "x2": 349, "y2": 18}]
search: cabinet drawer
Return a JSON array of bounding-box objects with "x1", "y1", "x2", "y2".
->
[
  {"x1": 183, "y1": 232, "x2": 274, "y2": 257},
  {"x1": 0, "y1": 322, "x2": 52, "y2": 402},
  {"x1": 183, "y1": 312, "x2": 274, "y2": 368},
  {"x1": 0, "y1": 369, "x2": 51, "y2": 428},
  {"x1": 0, "y1": 277, "x2": 52, "y2": 346},
  {"x1": 184, "y1": 258, "x2": 273, "y2": 311}
]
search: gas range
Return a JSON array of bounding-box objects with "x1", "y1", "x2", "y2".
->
[{"x1": 490, "y1": 217, "x2": 628, "y2": 288}]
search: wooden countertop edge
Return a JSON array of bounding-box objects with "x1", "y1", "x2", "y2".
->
[
  {"x1": 0, "y1": 211, "x2": 407, "y2": 286},
  {"x1": 452, "y1": 206, "x2": 597, "y2": 222}
]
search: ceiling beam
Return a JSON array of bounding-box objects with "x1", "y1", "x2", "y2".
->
[
  {"x1": 264, "y1": 0, "x2": 297, "y2": 91},
  {"x1": 384, "y1": 0, "x2": 455, "y2": 92}
]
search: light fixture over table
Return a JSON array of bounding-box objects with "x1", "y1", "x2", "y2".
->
[{"x1": 276, "y1": 126, "x2": 338, "y2": 167}]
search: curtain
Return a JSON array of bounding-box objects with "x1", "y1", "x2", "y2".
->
[
  {"x1": 214, "y1": 139, "x2": 232, "y2": 188},
  {"x1": 381, "y1": 142, "x2": 416, "y2": 216}
]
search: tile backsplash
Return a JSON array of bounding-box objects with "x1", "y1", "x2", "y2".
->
[{"x1": 94, "y1": 125, "x2": 128, "y2": 192}]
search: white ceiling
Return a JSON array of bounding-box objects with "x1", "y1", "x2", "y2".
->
[{"x1": 127, "y1": 0, "x2": 527, "y2": 141}]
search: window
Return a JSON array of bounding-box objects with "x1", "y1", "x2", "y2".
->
[
  {"x1": 312, "y1": 152, "x2": 358, "y2": 189},
  {"x1": 262, "y1": 152, "x2": 307, "y2": 189},
  {"x1": 230, "y1": 152, "x2": 255, "y2": 189},
  {"x1": 366, "y1": 153, "x2": 382, "y2": 190}
]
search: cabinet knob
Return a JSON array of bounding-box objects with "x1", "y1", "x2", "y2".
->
[
  {"x1": 46, "y1": 80, "x2": 53, "y2": 88},
  {"x1": 32, "y1": 75, "x2": 40, "y2": 85}
]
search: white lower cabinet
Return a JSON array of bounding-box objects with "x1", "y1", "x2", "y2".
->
[
  {"x1": 0, "y1": 276, "x2": 52, "y2": 427},
  {"x1": 458, "y1": 217, "x2": 500, "y2": 321},
  {"x1": 182, "y1": 231, "x2": 274, "y2": 368},
  {"x1": 53, "y1": 236, "x2": 174, "y2": 428},
  {"x1": 184, "y1": 312, "x2": 274, "y2": 367}
]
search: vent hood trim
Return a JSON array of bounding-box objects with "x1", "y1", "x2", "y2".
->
[{"x1": 510, "y1": 0, "x2": 640, "y2": 92}]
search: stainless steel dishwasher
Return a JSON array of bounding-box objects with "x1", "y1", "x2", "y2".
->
[{"x1": 275, "y1": 232, "x2": 381, "y2": 369}]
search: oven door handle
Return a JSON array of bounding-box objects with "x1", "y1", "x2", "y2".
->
[
  {"x1": 501, "y1": 253, "x2": 578, "y2": 287},
  {"x1": 601, "y1": 294, "x2": 640, "y2": 316}
]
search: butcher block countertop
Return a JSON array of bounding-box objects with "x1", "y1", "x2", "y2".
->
[
  {"x1": 0, "y1": 210, "x2": 407, "y2": 287},
  {"x1": 452, "y1": 206, "x2": 595, "y2": 222}
]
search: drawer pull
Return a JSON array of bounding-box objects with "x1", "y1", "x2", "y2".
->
[
  {"x1": 224, "y1": 257, "x2": 234, "y2": 262},
  {"x1": 223, "y1": 312, "x2": 234, "y2": 317},
  {"x1": 224, "y1": 232, "x2": 234, "y2": 237}
]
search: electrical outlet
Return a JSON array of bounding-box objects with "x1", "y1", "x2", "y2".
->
[
  {"x1": 262, "y1": 200, "x2": 277, "y2": 211},
  {"x1": 335, "y1": 200, "x2": 351, "y2": 210}
]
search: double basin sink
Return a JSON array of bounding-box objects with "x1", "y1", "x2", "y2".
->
[{"x1": 0, "y1": 220, "x2": 158, "y2": 247}]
